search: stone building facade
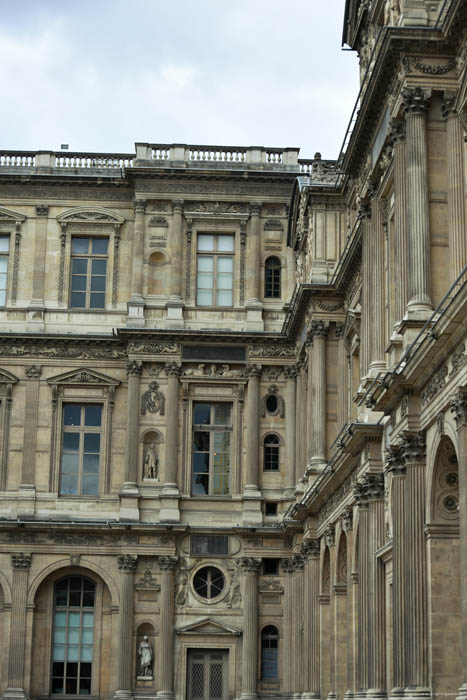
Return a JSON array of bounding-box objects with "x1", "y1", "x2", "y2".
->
[{"x1": 0, "y1": 1, "x2": 466, "y2": 700}]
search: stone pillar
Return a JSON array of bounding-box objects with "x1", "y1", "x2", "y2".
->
[
  {"x1": 325, "y1": 527, "x2": 337, "y2": 700},
  {"x1": 281, "y1": 559, "x2": 295, "y2": 693},
  {"x1": 28, "y1": 205, "x2": 48, "y2": 327},
  {"x1": 161, "y1": 364, "x2": 181, "y2": 521},
  {"x1": 292, "y1": 554, "x2": 305, "y2": 697},
  {"x1": 353, "y1": 482, "x2": 370, "y2": 698},
  {"x1": 386, "y1": 446, "x2": 406, "y2": 699},
  {"x1": 4, "y1": 553, "x2": 31, "y2": 700},
  {"x1": 443, "y1": 96, "x2": 467, "y2": 279},
  {"x1": 365, "y1": 474, "x2": 386, "y2": 699},
  {"x1": 245, "y1": 203, "x2": 263, "y2": 330},
  {"x1": 399, "y1": 432, "x2": 429, "y2": 699},
  {"x1": 451, "y1": 389, "x2": 467, "y2": 700},
  {"x1": 389, "y1": 120, "x2": 408, "y2": 327},
  {"x1": 359, "y1": 205, "x2": 371, "y2": 379},
  {"x1": 20, "y1": 366, "x2": 42, "y2": 494},
  {"x1": 166, "y1": 200, "x2": 184, "y2": 327},
  {"x1": 113, "y1": 555, "x2": 137, "y2": 700},
  {"x1": 128, "y1": 200, "x2": 146, "y2": 327},
  {"x1": 243, "y1": 365, "x2": 261, "y2": 524},
  {"x1": 369, "y1": 194, "x2": 386, "y2": 373},
  {"x1": 296, "y1": 361, "x2": 306, "y2": 487},
  {"x1": 309, "y1": 320, "x2": 328, "y2": 471},
  {"x1": 302, "y1": 539, "x2": 321, "y2": 699},
  {"x1": 284, "y1": 365, "x2": 298, "y2": 495},
  {"x1": 342, "y1": 509, "x2": 354, "y2": 700},
  {"x1": 157, "y1": 556, "x2": 177, "y2": 700},
  {"x1": 402, "y1": 87, "x2": 432, "y2": 315},
  {"x1": 336, "y1": 324, "x2": 347, "y2": 429},
  {"x1": 122, "y1": 360, "x2": 141, "y2": 489},
  {"x1": 240, "y1": 557, "x2": 261, "y2": 700}
]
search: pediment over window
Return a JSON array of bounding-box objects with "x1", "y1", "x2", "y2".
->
[
  {"x1": 57, "y1": 207, "x2": 125, "y2": 225},
  {"x1": 0, "y1": 369, "x2": 19, "y2": 384},
  {"x1": 0, "y1": 206, "x2": 26, "y2": 223},
  {"x1": 47, "y1": 368, "x2": 120, "y2": 386},
  {"x1": 176, "y1": 617, "x2": 242, "y2": 636}
]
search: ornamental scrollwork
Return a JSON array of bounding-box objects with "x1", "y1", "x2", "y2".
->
[{"x1": 141, "y1": 382, "x2": 165, "y2": 415}]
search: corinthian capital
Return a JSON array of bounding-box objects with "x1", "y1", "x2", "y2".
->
[
  {"x1": 399, "y1": 431, "x2": 426, "y2": 464},
  {"x1": 134, "y1": 199, "x2": 147, "y2": 215},
  {"x1": 450, "y1": 388, "x2": 467, "y2": 429},
  {"x1": 11, "y1": 553, "x2": 31, "y2": 569},
  {"x1": 127, "y1": 360, "x2": 142, "y2": 376},
  {"x1": 158, "y1": 556, "x2": 178, "y2": 572},
  {"x1": 388, "y1": 118, "x2": 406, "y2": 145},
  {"x1": 117, "y1": 554, "x2": 137, "y2": 572},
  {"x1": 385, "y1": 444, "x2": 406, "y2": 477},
  {"x1": 165, "y1": 362, "x2": 182, "y2": 377},
  {"x1": 246, "y1": 364, "x2": 261, "y2": 379},
  {"x1": 301, "y1": 538, "x2": 321, "y2": 558},
  {"x1": 240, "y1": 557, "x2": 261, "y2": 573},
  {"x1": 402, "y1": 87, "x2": 431, "y2": 116}
]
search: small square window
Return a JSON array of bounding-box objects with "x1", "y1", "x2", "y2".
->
[
  {"x1": 265, "y1": 502, "x2": 278, "y2": 517},
  {"x1": 263, "y1": 558, "x2": 279, "y2": 575}
]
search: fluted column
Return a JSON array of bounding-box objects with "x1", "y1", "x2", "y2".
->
[
  {"x1": 169, "y1": 200, "x2": 184, "y2": 301},
  {"x1": 359, "y1": 205, "x2": 371, "y2": 379},
  {"x1": 386, "y1": 446, "x2": 406, "y2": 699},
  {"x1": 157, "y1": 556, "x2": 177, "y2": 700},
  {"x1": 389, "y1": 120, "x2": 408, "y2": 327},
  {"x1": 292, "y1": 554, "x2": 305, "y2": 697},
  {"x1": 246, "y1": 203, "x2": 262, "y2": 305},
  {"x1": 281, "y1": 558, "x2": 295, "y2": 693},
  {"x1": 296, "y1": 361, "x2": 306, "y2": 486},
  {"x1": 325, "y1": 526, "x2": 337, "y2": 700},
  {"x1": 309, "y1": 321, "x2": 328, "y2": 471},
  {"x1": 113, "y1": 555, "x2": 137, "y2": 700},
  {"x1": 302, "y1": 539, "x2": 321, "y2": 699},
  {"x1": 123, "y1": 360, "x2": 142, "y2": 492},
  {"x1": 450, "y1": 389, "x2": 467, "y2": 700},
  {"x1": 353, "y1": 482, "x2": 370, "y2": 698},
  {"x1": 336, "y1": 324, "x2": 347, "y2": 429},
  {"x1": 399, "y1": 432, "x2": 429, "y2": 699},
  {"x1": 402, "y1": 87, "x2": 432, "y2": 315},
  {"x1": 365, "y1": 474, "x2": 386, "y2": 699},
  {"x1": 4, "y1": 553, "x2": 31, "y2": 700},
  {"x1": 240, "y1": 558, "x2": 261, "y2": 700},
  {"x1": 163, "y1": 363, "x2": 181, "y2": 493},
  {"x1": 130, "y1": 200, "x2": 146, "y2": 303},
  {"x1": 342, "y1": 509, "x2": 354, "y2": 700},
  {"x1": 285, "y1": 365, "x2": 298, "y2": 494},
  {"x1": 369, "y1": 193, "x2": 386, "y2": 373},
  {"x1": 20, "y1": 365, "x2": 42, "y2": 491},
  {"x1": 29, "y1": 205, "x2": 48, "y2": 310},
  {"x1": 244, "y1": 365, "x2": 261, "y2": 493},
  {"x1": 306, "y1": 333, "x2": 313, "y2": 466},
  {"x1": 443, "y1": 96, "x2": 467, "y2": 278}
]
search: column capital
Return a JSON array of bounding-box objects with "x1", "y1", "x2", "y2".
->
[
  {"x1": 246, "y1": 364, "x2": 261, "y2": 379},
  {"x1": 280, "y1": 557, "x2": 295, "y2": 574},
  {"x1": 25, "y1": 365, "x2": 42, "y2": 379},
  {"x1": 134, "y1": 199, "x2": 147, "y2": 215},
  {"x1": 335, "y1": 322, "x2": 345, "y2": 338},
  {"x1": 158, "y1": 556, "x2": 178, "y2": 572},
  {"x1": 341, "y1": 505, "x2": 353, "y2": 532},
  {"x1": 301, "y1": 537, "x2": 321, "y2": 558},
  {"x1": 450, "y1": 387, "x2": 467, "y2": 429},
  {"x1": 165, "y1": 362, "x2": 182, "y2": 377},
  {"x1": 362, "y1": 472, "x2": 385, "y2": 500},
  {"x1": 35, "y1": 204, "x2": 49, "y2": 217},
  {"x1": 385, "y1": 444, "x2": 406, "y2": 477},
  {"x1": 324, "y1": 525, "x2": 335, "y2": 547},
  {"x1": 240, "y1": 557, "x2": 261, "y2": 573},
  {"x1": 399, "y1": 430, "x2": 426, "y2": 464},
  {"x1": 249, "y1": 202, "x2": 262, "y2": 217},
  {"x1": 127, "y1": 360, "x2": 142, "y2": 376},
  {"x1": 353, "y1": 480, "x2": 368, "y2": 507},
  {"x1": 402, "y1": 86, "x2": 431, "y2": 116},
  {"x1": 308, "y1": 319, "x2": 329, "y2": 340},
  {"x1": 284, "y1": 364, "x2": 299, "y2": 380},
  {"x1": 388, "y1": 117, "x2": 406, "y2": 145},
  {"x1": 357, "y1": 199, "x2": 371, "y2": 220},
  {"x1": 117, "y1": 554, "x2": 137, "y2": 571},
  {"x1": 172, "y1": 199, "x2": 184, "y2": 213},
  {"x1": 11, "y1": 553, "x2": 31, "y2": 569},
  {"x1": 441, "y1": 90, "x2": 458, "y2": 119}
]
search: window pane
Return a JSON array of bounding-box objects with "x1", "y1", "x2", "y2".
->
[
  {"x1": 0, "y1": 289, "x2": 5, "y2": 306},
  {"x1": 217, "y1": 273, "x2": 233, "y2": 290},
  {"x1": 90, "y1": 292, "x2": 105, "y2": 308},
  {"x1": 82, "y1": 612, "x2": 94, "y2": 627},
  {"x1": 60, "y1": 473, "x2": 78, "y2": 495},
  {"x1": 217, "y1": 256, "x2": 233, "y2": 272},
  {"x1": 72, "y1": 238, "x2": 89, "y2": 254},
  {"x1": 68, "y1": 612, "x2": 81, "y2": 627},
  {"x1": 194, "y1": 404, "x2": 211, "y2": 425},
  {"x1": 81, "y1": 645, "x2": 93, "y2": 662},
  {"x1": 197, "y1": 272, "x2": 214, "y2": 289},
  {"x1": 55, "y1": 611, "x2": 67, "y2": 627},
  {"x1": 0, "y1": 236, "x2": 9, "y2": 253},
  {"x1": 91, "y1": 258, "x2": 107, "y2": 275},
  {"x1": 82, "y1": 474, "x2": 99, "y2": 496},
  {"x1": 81, "y1": 629, "x2": 94, "y2": 644},
  {"x1": 82, "y1": 591, "x2": 95, "y2": 607},
  {"x1": 83, "y1": 455, "x2": 100, "y2": 476},
  {"x1": 90, "y1": 275, "x2": 106, "y2": 291},
  {"x1": 61, "y1": 452, "x2": 79, "y2": 474},
  {"x1": 197, "y1": 256, "x2": 213, "y2": 272},
  {"x1": 197, "y1": 289, "x2": 213, "y2": 306},
  {"x1": 198, "y1": 235, "x2": 214, "y2": 251},
  {"x1": 214, "y1": 431, "x2": 230, "y2": 452},
  {"x1": 68, "y1": 628, "x2": 80, "y2": 644},
  {"x1": 67, "y1": 645, "x2": 80, "y2": 662},
  {"x1": 214, "y1": 403, "x2": 231, "y2": 424},
  {"x1": 71, "y1": 291, "x2": 86, "y2": 308},
  {"x1": 92, "y1": 238, "x2": 108, "y2": 254},
  {"x1": 0, "y1": 257, "x2": 8, "y2": 272},
  {"x1": 72, "y1": 258, "x2": 88, "y2": 274},
  {"x1": 192, "y1": 473, "x2": 209, "y2": 495},
  {"x1": 64, "y1": 405, "x2": 81, "y2": 426},
  {"x1": 83, "y1": 433, "x2": 100, "y2": 453},
  {"x1": 193, "y1": 452, "x2": 209, "y2": 473},
  {"x1": 52, "y1": 661, "x2": 65, "y2": 676},
  {"x1": 53, "y1": 644, "x2": 65, "y2": 661},
  {"x1": 69, "y1": 591, "x2": 81, "y2": 606},
  {"x1": 217, "y1": 289, "x2": 232, "y2": 306},
  {"x1": 218, "y1": 235, "x2": 234, "y2": 251},
  {"x1": 193, "y1": 431, "x2": 210, "y2": 451},
  {"x1": 84, "y1": 405, "x2": 102, "y2": 426},
  {"x1": 71, "y1": 275, "x2": 87, "y2": 292},
  {"x1": 63, "y1": 433, "x2": 80, "y2": 451}
]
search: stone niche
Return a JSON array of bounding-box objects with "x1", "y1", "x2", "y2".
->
[{"x1": 135, "y1": 622, "x2": 157, "y2": 686}]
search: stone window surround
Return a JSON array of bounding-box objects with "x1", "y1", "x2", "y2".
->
[
  {"x1": 262, "y1": 253, "x2": 285, "y2": 302},
  {"x1": 262, "y1": 432, "x2": 283, "y2": 473},
  {"x1": 0, "y1": 369, "x2": 18, "y2": 490},
  {"x1": 0, "y1": 206, "x2": 26, "y2": 307}
]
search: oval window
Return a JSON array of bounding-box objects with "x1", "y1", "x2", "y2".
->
[
  {"x1": 193, "y1": 566, "x2": 225, "y2": 599},
  {"x1": 266, "y1": 395, "x2": 278, "y2": 414}
]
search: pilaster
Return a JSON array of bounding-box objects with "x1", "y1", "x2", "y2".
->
[
  {"x1": 285, "y1": 365, "x2": 298, "y2": 496},
  {"x1": 156, "y1": 556, "x2": 178, "y2": 700},
  {"x1": 27, "y1": 205, "x2": 48, "y2": 329},
  {"x1": 354, "y1": 482, "x2": 370, "y2": 698},
  {"x1": 161, "y1": 363, "x2": 181, "y2": 522},
  {"x1": 389, "y1": 120, "x2": 408, "y2": 330},
  {"x1": 127, "y1": 199, "x2": 146, "y2": 327},
  {"x1": 243, "y1": 365, "x2": 262, "y2": 524},
  {"x1": 369, "y1": 191, "x2": 386, "y2": 374},
  {"x1": 113, "y1": 555, "x2": 137, "y2": 700},
  {"x1": 245, "y1": 203, "x2": 264, "y2": 330},
  {"x1": 166, "y1": 200, "x2": 185, "y2": 328},
  {"x1": 120, "y1": 360, "x2": 141, "y2": 521},
  {"x1": 3, "y1": 553, "x2": 31, "y2": 700},
  {"x1": 308, "y1": 321, "x2": 328, "y2": 472},
  {"x1": 240, "y1": 557, "x2": 261, "y2": 700},
  {"x1": 302, "y1": 539, "x2": 321, "y2": 699},
  {"x1": 19, "y1": 366, "x2": 42, "y2": 504}
]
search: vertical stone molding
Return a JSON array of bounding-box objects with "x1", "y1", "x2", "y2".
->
[
  {"x1": 389, "y1": 119, "x2": 408, "y2": 328},
  {"x1": 359, "y1": 204, "x2": 371, "y2": 378},
  {"x1": 402, "y1": 87, "x2": 432, "y2": 315},
  {"x1": 291, "y1": 554, "x2": 305, "y2": 696},
  {"x1": 20, "y1": 366, "x2": 42, "y2": 491},
  {"x1": 162, "y1": 364, "x2": 181, "y2": 494},
  {"x1": 450, "y1": 389, "x2": 467, "y2": 700},
  {"x1": 157, "y1": 556, "x2": 178, "y2": 700},
  {"x1": 113, "y1": 555, "x2": 137, "y2": 700},
  {"x1": 130, "y1": 200, "x2": 146, "y2": 303},
  {"x1": 369, "y1": 193, "x2": 386, "y2": 373},
  {"x1": 240, "y1": 558, "x2": 261, "y2": 700},
  {"x1": 309, "y1": 321, "x2": 328, "y2": 471},
  {"x1": 169, "y1": 200, "x2": 184, "y2": 302},
  {"x1": 295, "y1": 361, "x2": 306, "y2": 486},
  {"x1": 246, "y1": 203, "x2": 262, "y2": 305},
  {"x1": 244, "y1": 365, "x2": 261, "y2": 494},
  {"x1": 399, "y1": 431, "x2": 429, "y2": 698},
  {"x1": 281, "y1": 558, "x2": 295, "y2": 693},
  {"x1": 386, "y1": 446, "x2": 406, "y2": 698},
  {"x1": 301, "y1": 539, "x2": 321, "y2": 699},
  {"x1": 4, "y1": 553, "x2": 31, "y2": 700},
  {"x1": 29, "y1": 205, "x2": 48, "y2": 310},
  {"x1": 442, "y1": 95, "x2": 467, "y2": 279},
  {"x1": 353, "y1": 482, "x2": 370, "y2": 697},
  {"x1": 285, "y1": 365, "x2": 298, "y2": 493},
  {"x1": 122, "y1": 360, "x2": 142, "y2": 493}
]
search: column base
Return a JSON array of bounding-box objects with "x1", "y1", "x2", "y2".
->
[
  {"x1": 2, "y1": 689, "x2": 28, "y2": 700},
  {"x1": 113, "y1": 691, "x2": 134, "y2": 700},
  {"x1": 244, "y1": 301, "x2": 264, "y2": 331},
  {"x1": 366, "y1": 690, "x2": 387, "y2": 699},
  {"x1": 26, "y1": 305, "x2": 45, "y2": 331},
  {"x1": 156, "y1": 692, "x2": 175, "y2": 700},
  {"x1": 403, "y1": 688, "x2": 431, "y2": 700},
  {"x1": 239, "y1": 693, "x2": 258, "y2": 700},
  {"x1": 389, "y1": 689, "x2": 405, "y2": 700},
  {"x1": 344, "y1": 693, "x2": 355, "y2": 700},
  {"x1": 119, "y1": 489, "x2": 140, "y2": 522},
  {"x1": 302, "y1": 693, "x2": 321, "y2": 699},
  {"x1": 456, "y1": 683, "x2": 467, "y2": 700},
  {"x1": 242, "y1": 493, "x2": 262, "y2": 525}
]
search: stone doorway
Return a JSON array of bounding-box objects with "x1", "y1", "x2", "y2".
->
[{"x1": 187, "y1": 649, "x2": 228, "y2": 700}]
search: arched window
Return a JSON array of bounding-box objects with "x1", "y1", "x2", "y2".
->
[
  {"x1": 263, "y1": 434, "x2": 280, "y2": 471},
  {"x1": 264, "y1": 257, "x2": 281, "y2": 298},
  {"x1": 51, "y1": 576, "x2": 96, "y2": 695},
  {"x1": 261, "y1": 625, "x2": 279, "y2": 679}
]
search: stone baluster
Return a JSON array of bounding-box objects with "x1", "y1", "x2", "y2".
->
[
  {"x1": 359, "y1": 204, "x2": 371, "y2": 378},
  {"x1": 29, "y1": 205, "x2": 48, "y2": 315},
  {"x1": 130, "y1": 199, "x2": 146, "y2": 305},
  {"x1": 113, "y1": 555, "x2": 137, "y2": 700},
  {"x1": 244, "y1": 365, "x2": 261, "y2": 494},
  {"x1": 353, "y1": 481, "x2": 370, "y2": 698},
  {"x1": 122, "y1": 360, "x2": 142, "y2": 494},
  {"x1": 284, "y1": 365, "x2": 298, "y2": 495},
  {"x1": 4, "y1": 553, "x2": 31, "y2": 700},
  {"x1": 389, "y1": 120, "x2": 408, "y2": 327},
  {"x1": 364, "y1": 474, "x2": 386, "y2": 699},
  {"x1": 386, "y1": 446, "x2": 406, "y2": 699},
  {"x1": 302, "y1": 539, "x2": 321, "y2": 699},
  {"x1": 240, "y1": 558, "x2": 261, "y2": 700},
  {"x1": 402, "y1": 88, "x2": 432, "y2": 315},
  {"x1": 20, "y1": 366, "x2": 42, "y2": 492},
  {"x1": 399, "y1": 432, "x2": 429, "y2": 698},
  {"x1": 169, "y1": 200, "x2": 184, "y2": 301},
  {"x1": 450, "y1": 389, "x2": 467, "y2": 700},
  {"x1": 369, "y1": 192, "x2": 386, "y2": 373},
  {"x1": 157, "y1": 556, "x2": 178, "y2": 700},
  {"x1": 442, "y1": 95, "x2": 467, "y2": 279},
  {"x1": 309, "y1": 320, "x2": 328, "y2": 471}
]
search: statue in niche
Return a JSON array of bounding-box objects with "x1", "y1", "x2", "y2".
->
[
  {"x1": 137, "y1": 635, "x2": 154, "y2": 678},
  {"x1": 141, "y1": 382, "x2": 165, "y2": 415},
  {"x1": 143, "y1": 443, "x2": 159, "y2": 480}
]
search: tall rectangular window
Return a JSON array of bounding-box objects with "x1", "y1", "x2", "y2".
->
[
  {"x1": 70, "y1": 237, "x2": 108, "y2": 309},
  {"x1": 60, "y1": 404, "x2": 102, "y2": 496},
  {"x1": 196, "y1": 234, "x2": 234, "y2": 306},
  {"x1": 0, "y1": 236, "x2": 10, "y2": 306},
  {"x1": 192, "y1": 402, "x2": 232, "y2": 495}
]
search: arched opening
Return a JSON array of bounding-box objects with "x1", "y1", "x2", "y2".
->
[
  {"x1": 261, "y1": 625, "x2": 279, "y2": 680},
  {"x1": 263, "y1": 434, "x2": 280, "y2": 472},
  {"x1": 264, "y1": 257, "x2": 281, "y2": 298},
  {"x1": 428, "y1": 436, "x2": 462, "y2": 696},
  {"x1": 147, "y1": 251, "x2": 168, "y2": 295}
]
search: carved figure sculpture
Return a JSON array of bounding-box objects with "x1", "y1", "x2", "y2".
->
[
  {"x1": 138, "y1": 636, "x2": 153, "y2": 677},
  {"x1": 175, "y1": 557, "x2": 194, "y2": 606},
  {"x1": 226, "y1": 560, "x2": 242, "y2": 608},
  {"x1": 144, "y1": 444, "x2": 159, "y2": 480}
]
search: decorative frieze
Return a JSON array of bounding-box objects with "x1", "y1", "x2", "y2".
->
[
  {"x1": 248, "y1": 345, "x2": 295, "y2": 358},
  {"x1": 421, "y1": 365, "x2": 448, "y2": 406},
  {"x1": 128, "y1": 342, "x2": 178, "y2": 355}
]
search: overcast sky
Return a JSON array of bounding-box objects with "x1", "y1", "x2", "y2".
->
[{"x1": 1, "y1": 0, "x2": 359, "y2": 160}]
